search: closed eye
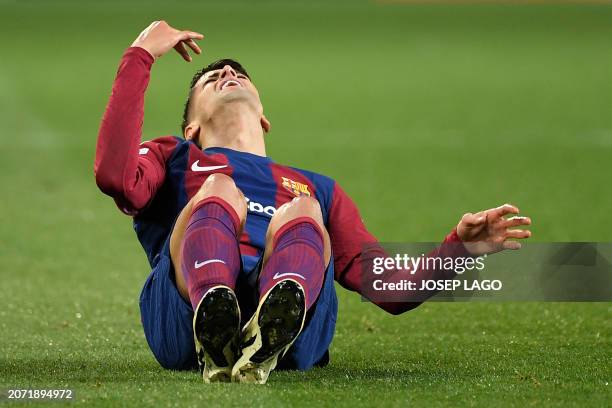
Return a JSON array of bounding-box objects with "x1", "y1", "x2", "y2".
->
[
  {"x1": 203, "y1": 74, "x2": 219, "y2": 87},
  {"x1": 202, "y1": 72, "x2": 249, "y2": 88}
]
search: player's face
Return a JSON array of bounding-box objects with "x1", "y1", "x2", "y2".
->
[{"x1": 191, "y1": 65, "x2": 264, "y2": 121}]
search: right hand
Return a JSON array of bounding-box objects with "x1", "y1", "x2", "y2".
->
[{"x1": 131, "y1": 20, "x2": 204, "y2": 62}]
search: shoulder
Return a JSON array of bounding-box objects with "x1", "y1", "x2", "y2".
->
[
  {"x1": 143, "y1": 135, "x2": 184, "y2": 148},
  {"x1": 285, "y1": 165, "x2": 359, "y2": 212},
  {"x1": 140, "y1": 136, "x2": 187, "y2": 160},
  {"x1": 289, "y1": 166, "x2": 336, "y2": 189}
]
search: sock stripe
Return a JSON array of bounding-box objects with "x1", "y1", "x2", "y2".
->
[
  {"x1": 272, "y1": 216, "x2": 324, "y2": 249},
  {"x1": 260, "y1": 218, "x2": 326, "y2": 310},
  {"x1": 181, "y1": 199, "x2": 242, "y2": 310},
  {"x1": 190, "y1": 196, "x2": 242, "y2": 236}
]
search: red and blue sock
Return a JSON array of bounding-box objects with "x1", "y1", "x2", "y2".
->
[
  {"x1": 180, "y1": 197, "x2": 242, "y2": 311},
  {"x1": 259, "y1": 217, "x2": 326, "y2": 310}
]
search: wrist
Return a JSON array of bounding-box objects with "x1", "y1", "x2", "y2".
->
[
  {"x1": 129, "y1": 45, "x2": 155, "y2": 62},
  {"x1": 446, "y1": 228, "x2": 476, "y2": 257}
]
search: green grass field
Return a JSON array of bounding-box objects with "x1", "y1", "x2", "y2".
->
[{"x1": 1, "y1": 0, "x2": 610, "y2": 406}]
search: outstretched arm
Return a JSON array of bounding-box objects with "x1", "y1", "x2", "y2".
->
[
  {"x1": 94, "y1": 21, "x2": 203, "y2": 214},
  {"x1": 328, "y1": 183, "x2": 532, "y2": 314}
]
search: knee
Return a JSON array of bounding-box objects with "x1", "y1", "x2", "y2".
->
[
  {"x1": 266, "y1": 196, "x2": 331, "y2": 266},
  {"x1": 268, "y1": 196, "x2": 325, "y2": 240},
  {"x1": 197, "y1": 173, "x2": 237, "y2": 196},
  {"x1": 192, "y1": 174, "x2": 246, "y2": 221},
  {"x1": 279, "y1": 196, "x2": 323, "y2": 224}
]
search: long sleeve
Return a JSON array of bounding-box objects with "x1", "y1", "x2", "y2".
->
[
  {"x1": 94, "y1": 47, "x2": 176, "y2": 215},
  {"x1": 328, "y1": 182, "x2": 472, "y2": 315}
]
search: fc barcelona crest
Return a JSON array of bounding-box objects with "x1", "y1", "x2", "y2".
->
[{"x1": 281, "y1": 177, "x2": 311, "y2": 197}]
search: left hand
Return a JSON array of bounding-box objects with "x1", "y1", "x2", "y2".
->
[{"x1": 457, "y1": 203, "x2": 532, "y2": 255}]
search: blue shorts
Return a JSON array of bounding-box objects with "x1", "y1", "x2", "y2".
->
[{"x1": 139, "y1": 236, "x2": 338, "y2": 371}]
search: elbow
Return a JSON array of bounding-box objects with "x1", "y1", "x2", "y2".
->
[
  {"x1": 94, "y1": 169, "x2": 146, "y2": 215},
  {"x1": 94, "y1": 167, "x2": 105, "y2": 190},
  {"x1": 94, "y1": 166, "x2": 121, "y2": 196},
  {"x1": 94, "y1": 164, "x2": 131, "y2": 206}
]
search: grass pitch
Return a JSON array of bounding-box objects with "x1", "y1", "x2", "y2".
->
[{"x1": 1, "y1": 1, "x2": 610, "y2": 406}]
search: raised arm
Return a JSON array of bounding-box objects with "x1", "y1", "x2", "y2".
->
[
  {"x1": 328, "y1": 183, "x2": 531, "y2": 315},
  {"x1": 94, "y1": 21, "x2": 203, "y2": 215}
]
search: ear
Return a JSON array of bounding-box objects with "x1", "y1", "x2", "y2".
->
[
  {"x1": 184, "y1": 123, "x2": 202, "y2": 146},
  {"x1": 260, "y1": 114, "x2": 271, "y2": 133}
]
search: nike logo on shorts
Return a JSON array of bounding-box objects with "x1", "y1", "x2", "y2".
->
[
  {"x1": 191, "y1": 160, "x2": 228, "y2": 172},
  {"x1": 194, "y1": 259, "x2": 226, "y2": 268}
]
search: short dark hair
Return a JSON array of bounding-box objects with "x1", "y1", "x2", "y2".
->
[{"x1": 181, "y1": 59, "x2": 250, "y2": 134}]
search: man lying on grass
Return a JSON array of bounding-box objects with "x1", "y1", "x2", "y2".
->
[{"x1": 95, "y1": 21, "x2": 532, "y2": 384}]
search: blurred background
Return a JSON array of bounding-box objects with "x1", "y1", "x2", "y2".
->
[{"x1": 1, "y1": 0, "x2": 610, "y2": 406}]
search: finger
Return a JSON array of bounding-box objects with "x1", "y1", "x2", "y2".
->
[
  {"x1": 178, "y1": 31, "x2": 204, "y2": 41},
  {"x1": 184, "y1": 39, "x2": 201, "y2": 54},
  {"x1": 491, "y1": 203, "x2": 520, "y2": 218},
  {"x1": 505, "y1": 229, "x2": 531, "y2": 239},
  {"x1": 173, "y1": 42, "x2": 191, "y2": 62},
  {"x1": 501, "y1": 216, "x2": 531, "y2": 228},
  {"x1": 502, "y1": 240, "x2": 522, "y2": 250},
  {"x1": 187, "y1": 31, "x2": 204, "y2": 39}
]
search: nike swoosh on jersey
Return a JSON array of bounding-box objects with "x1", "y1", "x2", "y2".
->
[
  {"x1": 194, "y1": 259, "x2": 226, "y2": 268},
  {"x1": 191, "y1": 160, "x2": 228, "y2": 172},
  {"x1": 272, "y1": 272, "x2": 306, "y2": 281}
]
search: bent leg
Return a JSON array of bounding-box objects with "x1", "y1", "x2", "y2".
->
[
  {"x1": 261, "y1": 196, "x2": 331, "y2": 309},
  {"x1": 264, "y1": 198, "x2": 337, "y2": 371},
  {"x1": 169, "y1": 174, "x2": 248, "y2": 382},
  {"x1": 232, "y1": 196, "x2": 331, "y2": 383},
  {"x1": 169, "y1": 173, "x2": 247, "y2": 305}
]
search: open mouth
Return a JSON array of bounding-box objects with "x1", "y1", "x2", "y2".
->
[{"x1": 219, "y1": 79, "x2": 242, "y2": 91}]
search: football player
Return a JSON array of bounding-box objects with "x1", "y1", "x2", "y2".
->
[{"x1": 95, "y1": 21, "x2": 532, "y2": 384}]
